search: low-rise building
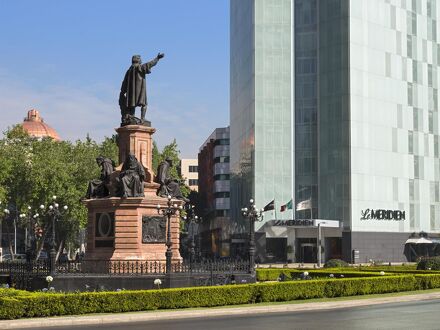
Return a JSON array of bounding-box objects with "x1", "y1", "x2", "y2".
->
[
  {"x1": 198, "y1": 127, "x2": 230, "y2": 257},
  {"x1": 180, "y1": 159, "x2": 199, "y2": 191}
]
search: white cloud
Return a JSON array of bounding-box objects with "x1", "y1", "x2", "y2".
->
[
  {"x1": 0, "y1": 72, "x2": 227, "y2": 158},
  {"x1": 0, "y1": 75, "x2": 119, "y2": 142}
]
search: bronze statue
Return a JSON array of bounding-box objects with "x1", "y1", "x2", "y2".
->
[
  {"x1": 155, "y1": 157, "x2": 189, "y2": 202},
  {"x1": 119, "y1": 53, "x2": 164, "y2": 126},
  {"x1": 86, "y1": 156, "x2": 115, "y2": 199},
  {"x1": 118, "y1": 153, "x2": 145, "y2": 197}
]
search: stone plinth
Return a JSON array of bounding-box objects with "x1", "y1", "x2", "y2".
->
[
  {"x1": 116, "y1": 125, "x2": 155, "y2": 182},
  {"x1": 84, "y1": 123, "x2": 184, "y2": 263},
  {"x1": 84, "y1": 196, "x2": 182, "y2": 262}
]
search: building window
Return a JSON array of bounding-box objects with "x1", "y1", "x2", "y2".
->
[
  {"x1": 214, "y1": 139, "x2": 230, "y2": 146},
  {"x1": 188, "y1": 179, "x2": 198, "y2": 186},
  {"x1": 215, "y1": 210, "x2": 230, "y2": 217},
  {"x1": 215, "y1": 192, "x2": 230, "y2": 198},
  {"x1": 214, "y1": 156, "x2": 230, "y2": 163},
  {"x1": 214, "y1": 174, "x2": 230, "y2": 181},
  {"x1": 189, "y1": 165, "x2": 198, "y2": 172}
]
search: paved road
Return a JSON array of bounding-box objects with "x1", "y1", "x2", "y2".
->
[{"x1": 31, "y1": 299, "x2": 440, "y2": 330}]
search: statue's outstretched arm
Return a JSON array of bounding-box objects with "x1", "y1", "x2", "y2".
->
[{"x1": 143, "y1": 53, "x2": 164, "y2": 72}]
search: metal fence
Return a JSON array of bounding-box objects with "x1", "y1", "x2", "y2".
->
[{"x1": 0, "y1": 259, "x2": 250, "y2": 276}]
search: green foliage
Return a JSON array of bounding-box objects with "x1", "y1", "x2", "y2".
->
[
  {"x1": 99, "y1": 135, "x2": 119, "y2": 166},
  {"x1": 2, "y1": 274, "x2": 439, "y2": 320},
  {"x1": 256, "y1": 276, "x2": 417, "y2": 302},
  {"x1": 417, "y1": 256, "x2": 440, "y2": 270},
  {"x1": 152, "y1": 141, "x2": 160, "y2": 173},
  {"x1": 324, "y1": 259, "x2": 349, "y2": 268},
  {"x1": 256, "y1": 268, "x2": 390, "y2": 281},
  {"x1": 0, "y1": 126, "x2": 118, "y2": 255},
  {"x1": 152, "y1": 139, "x2": 190, "y2": 197}
]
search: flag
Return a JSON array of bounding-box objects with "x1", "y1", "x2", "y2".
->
[
  {"x1": 280, "y1": 199, "x2": 293, "y2": 212},
  {"x1": 263, "y1": 200, "x2": 275, "y2": 212},
  {"x1": 296, "y1": 198, "x2": 312, "y2": 211}
]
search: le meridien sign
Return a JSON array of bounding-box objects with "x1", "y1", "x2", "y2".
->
[{"x1": 360, "y1": 209, "x2": 405, "y2": 221}]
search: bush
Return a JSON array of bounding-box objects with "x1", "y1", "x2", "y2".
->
[
  {"x1": 417, "y1": 256, "x2": 440, "y2": 270},
  {"x1": 256, "y1": 268, "x2": 386, "y2": 281},
  {"x1": 256, "y1": 276, "x2": 417, "y2": 302},
  {"x1": 0, "y1": 274, "x2": 434, "y2": 320},
  {"x1": 414, "y1": 274, "x2": 440, "y2": 289},
  {"x1": 324, "y1": 259, "x2": 349, "y2": 268}
]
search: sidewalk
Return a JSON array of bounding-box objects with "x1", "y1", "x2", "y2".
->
[{"x1": 1, "y1": 290, "x2": 440, "y2": 329}]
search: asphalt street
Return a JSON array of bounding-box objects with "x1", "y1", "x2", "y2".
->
[{"x1": 29, "y1": 299, "x2": 440, "y2": 330}]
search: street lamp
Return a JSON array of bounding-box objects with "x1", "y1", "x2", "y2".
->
[
  {"x1": 40, "y1": 196, "x2": 68, "y2": 274},
  {"x1": 182, "y1": 205, "x2": 201, "y2": 269},
  {"x1": 19, "y1": 206, "x2": 40, "y2": 263},
  {"x1": 157, "y1": 195, "x2": 183, "y2": 274},
  {"x1": 1, "y1": 203, "x2": 17, "y2": 257},
  {"x1": 241, "y1": 198, "x2": 264, "y2": 276}
]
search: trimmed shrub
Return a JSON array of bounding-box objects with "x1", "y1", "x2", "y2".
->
[
  {"x1": 414, "y1": 274, "x2": 440, "y2": 289},
  {"x1": 417, "y1": 256, "x2": 440, "y2": 270},
  {"x1": 324, "y1": 259, "x2": 349, "y2": 268},
  {"x1": 256, "y1": 268, "x2": 387, "y2": 281},
  {"x1": 256, "y1": 275, "x2": 417, "y2": 302},
  {"x1": 1, "y1": 274, "x2": 434, "y2": 320},
  {"x1": 0, "y1": 297, "x2": 26, "y2": 319}
]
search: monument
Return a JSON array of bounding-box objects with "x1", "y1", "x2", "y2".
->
[{"x1": 83, "y1": 52, "x2": 184, "y2": 263}]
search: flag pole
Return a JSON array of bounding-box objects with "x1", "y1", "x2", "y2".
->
[
  {"x1": 274, "y1": 199, "x2": 278, "y2": 220},
  {"x1": 292, "y1": 197, "x2": 295, "y2": 220}
]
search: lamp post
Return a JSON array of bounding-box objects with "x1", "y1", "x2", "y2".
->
[
  {"x1": 1, "y1": 203, "x2": 18, "y2": 258},
  {"x1": 241, "y1": 198, "x2": 263, "y2": 276},
  {"x1": 18, "y1": 206, "x2": 39, "y2": 263},
  {"x1": 157, "y1": 195, "x2": 183, "y2": 274},
  {"x1": 316, "y1": 221, "x2": 326, "y2": 268},
  {"x1": 40, "y1": 196, "x2": 68, "y2": 275},
  {"x1": 182, "y1": 205, "x2": 200, "y2": 270}
]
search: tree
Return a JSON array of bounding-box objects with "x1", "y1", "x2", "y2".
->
[
  {"x1": 154, "y1": 139, "x2": 190, "y2": 197},
  {"x1": 0, "y1": 125, "x2": 119, "y2": 260},
  {"x1": 152, "y1": 141, "x2": 160, "y2": 173}
]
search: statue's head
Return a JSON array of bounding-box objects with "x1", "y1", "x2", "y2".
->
[
  {"x1": 128, "y1": 153, "x2": 135, "y2": 160},
  {"x1": 132, "y1": 55, "x2": 142, "y2": 64},
  {"x1": 96, "y1": 156, "x2": 105, "y2": 166},
  {"x1": 165, "y1": 157, "x2": 173, "y2": 166}
]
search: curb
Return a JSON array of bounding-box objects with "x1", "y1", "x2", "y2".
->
[{"x1": 2, "y1": 291, "x2": 440, "y2": 329}]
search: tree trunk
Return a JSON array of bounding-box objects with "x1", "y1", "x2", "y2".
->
[
  {"x1": 34, "y1": 222, "x2": 51, "y2": 261},
  {"x1": 4, "y1": 220, "x2": 15, "y2": 260},
  {"x1": 55, "y1": 240, "x2": 64, "y2": 262}
]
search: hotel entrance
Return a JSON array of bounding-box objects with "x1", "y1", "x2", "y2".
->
[{"x1": 296, "y1": 238, "x2": 317, "y2": 263}]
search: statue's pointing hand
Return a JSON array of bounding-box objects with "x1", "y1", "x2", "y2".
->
[{"x1": 157, "y1": 53, "x2": 165, "y2": 60}]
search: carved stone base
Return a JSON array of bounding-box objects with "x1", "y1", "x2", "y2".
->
[
  {"x1": 83, "y1": 194, "x2": 182, "y2": 262},
  {"x1": 116, "y1": 125, "x2": 156, "y2": 183}
]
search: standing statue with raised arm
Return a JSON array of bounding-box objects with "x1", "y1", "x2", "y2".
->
[{"x1": 119, "y1": 53, "x2": 165, "y2": 126}]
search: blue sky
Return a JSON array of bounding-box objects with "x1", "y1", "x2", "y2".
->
[{"x1": 0, "y1": 1, "x2": 229, "y2": 157}]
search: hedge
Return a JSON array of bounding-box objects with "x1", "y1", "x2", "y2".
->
[
  {"x1": 1, "y1": 274, "x2": 439, "y2": 320},
  {"x1": 324, "y1": 259, "x2": 349, "y2": 268},
  {"x1": 256, "y1": 268, "x2": 389, "y2": 281},
  {"x1": 417, "y1": 256, "x2": 440, "y2": 270}
]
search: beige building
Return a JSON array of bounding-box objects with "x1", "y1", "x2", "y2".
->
[{"x1": 180, "y1": 158, "x2": 198, "y2": 191}]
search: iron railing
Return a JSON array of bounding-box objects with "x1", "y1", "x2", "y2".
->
[{"x1": 0, "y1": 259, "x2": 250, "y2": 276}]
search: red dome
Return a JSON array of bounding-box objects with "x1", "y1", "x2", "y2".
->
[{"x1": 22, "y1": 109, "x2": 61, "y2": 141}]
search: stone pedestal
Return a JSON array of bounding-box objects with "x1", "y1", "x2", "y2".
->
[
  {"x1": 116, "y1": 125, "x2": 155, "y2": 182},
  {"x1": 84, "y1": 197, "x2": 182, "y2": 261},
  {"x1": 83, "y1": 124, "x2": 183, "y2": 262}
]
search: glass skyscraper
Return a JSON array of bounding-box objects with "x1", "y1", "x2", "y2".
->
[{"x1": 230, "y1": 0, "x2": 440, "y2": 262}]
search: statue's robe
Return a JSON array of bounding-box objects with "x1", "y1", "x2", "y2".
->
[
  {"x1": 155, "y1": 160, "x2": 185, "y2": 200},
  {"x1": 120, "y1": 57, "x2": 159, "y2": 108},
  {"x1": 86, "y1": 158, "x2": 115, "y2": 199},
  {"x1": 119, "y1": 156, "x2": 145, "y2": 197}
]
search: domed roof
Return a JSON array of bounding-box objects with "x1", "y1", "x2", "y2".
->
[{"x1": 22, "y1": 109, "x2": 61, "y2": 141}]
